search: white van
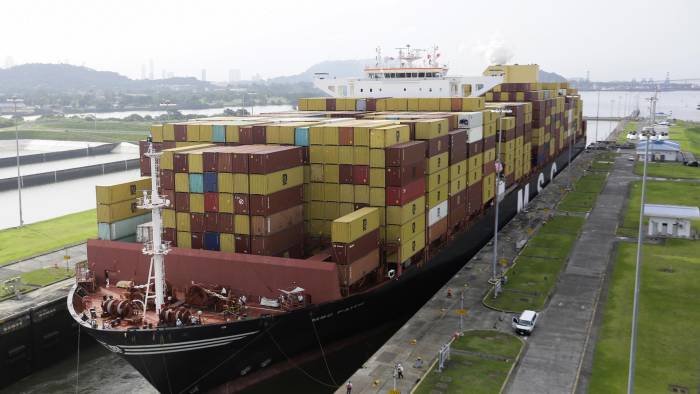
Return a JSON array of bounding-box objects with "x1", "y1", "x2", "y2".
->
[{"x1": 512, "y1": 310, "x2": 539, "y2": 335}]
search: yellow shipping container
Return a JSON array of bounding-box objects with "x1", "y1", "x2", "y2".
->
[
  {"x1": 219, "y1": 193, "x2": 234, "y2": 213},
  {"x1": 426, "y1": 184, "x2": 448, "y2": 208},
  {"x1": 449, "y1": 160, "x2": 466, "y2": 180},
  {"x1": 309, "y1": 201, "x2": 324, "y2": 219},
  {"x1": 418, "y1": 98, "x2": 440, "y2": 111},
  {"x1": 278, "y1": 125, "x2": 295, "y2": 144},
  {"x1": 189, "y1": 193, "x2": 204, "y2": 213},
  {"x1": 188, "y1": 152, "x2": 204, "y2": 173},
  {"x1": 163, "y1": 209, "x2": 176, "y2": 229},
  {"x1": 235, "y1": 215, "x2": 250, "y2": 235},
  {"x1": 96, "y1": 177, "x2": 151, "y2": 205},
  {"x1": 225, "y1": 125, "x2": 239, "y2": 143},
  {"x1": 323, "y1": 201, "x2": 340, "y2": 221},
  {"x1": 298, "y1": 98, "x2": 308, "y2": 111},
  {"x1": 176, "y1": 212, "x2": 190, "y2": 232},
  {"x1": 339, "y1": 146, "x2": 353, "y2": 165},
  {"x1": 353, "y1": 146, "x2": 370, "y2": 165},
  {"x1": 339, "y1": 202, "x2": 354, "y2": 217},
  {"x1": 438, "y1": 98, "x2": 452, "y2": 112},
  {"x1": 323, "y1": 146, "x2": 339, "y2": 164},
  {"x1": 370, "y1": 187, "x2": 385, "y2": 206},
  {"x1": 175, "y1": 173, "x2": 189, "y2": 193},
  {"x1": 449, "y1": 175, "x2": 467, "y2": 196},
  {"x1": 310, "y1": 164, "x2": 324, "y2": 182},
  {"x1": 177, "y1": 232, "x2": 191, "y2": 249},
  {"x1": 369, "y1": 168, "x2": 385, "y2": 187},
  {"x1": 387, "y1": 231, "x2": 425, "y2": 263},
  {"x1": 324, "y1": 183, "x2": 340, "y2": 201},
  {"x1": 415, "y1": 119, "x2": 449, "y2": 140},
  {"x1": 186, "y1": 124, "x2": 200, "y2": 142},
  {"x1": 233, "y1": 174, "x2": 249, "y2": 194},
  {"x1": 407, "y1": 98, "x2": 419, "y2": 111},
  {"x1": 309, "y1": 219, "x2": 324, "y2": 236},
  {"x1": 309, "y1": 126, "x2": 325, "y2": 145},
  {"x1": 331, "y1": 207, "x2": 379, "y2": 243},
  {"x1": 370, "y1": 149, "x2": 385, "y2": 168},
  {"x1": 353, "y1": 126, "x2": 370, "y2": 146},
  {"x1": 249, "y1": 166, "x2": 304, "y2": 195},
  {"x1": 482, "y1": 173, "x2": 495, "y2": 202},
  {"x1": 369, "y1": 125, "x2": 410, "y2": 148},
  {"x1": 483, "y1": 148, "x2": 496, "y2": 163},
  {"x1": 310, "y1": 182, "x2": 324, "y2": 201},
  {"x1": 467, "y1": 167, "x2": 483, "y2": 186},
  {"x1": 354, "y1": 185, "x2": 369, "y2": 204},
  {"x1": 324, "y1": 164, "x2": 340, "y2": 183},
  {"x1": 160, "y1": 144, "x2": 213, "y2": 170},
  {"x1": 324, "y1": 126, "x2": 339, "y2": 145},
  {"x1": 426, "y1": 152, "x2": 448, "y2": 174},
  {"x1": 265, "y1": 125, "x2": 280, "y2": 144},
  {"x1": 151, "y1": 125, "x2": 164, "y2": 143},
  {"x1": 218, "y1": 173, "x2": 234, "y2": 194},
  {"x1": 467, "y1": 153, "x2": 483, "y2": 172},
  {"x1": 386, "y1": 196, "x2": 425, "y2": 225},
  {"x1": 309, "y1": 146, "x2": 324, "y2": 163},
  {"x1": 386, "y1": 214, "x2": 425, "y2": 243},
  {"x1": 199, "y1": 124, "x2": 213, "y2": 142},
  {"x1": 460, "y1": 97, "x2": 485, "y2": 111},
  {"x1": 220, "y1": 233, "x2": 235, "y2": 252},
  {"x1": 339, "y1": 184, "x2": 354, "y2": 203},
  {"x1": 425, "y1": 168, "x2": 449, "y2": 191},
  {"x1": 97, "y1": 200, "x2": 146, "y2": 223},
  {"x1": 163, "y1": 124, "x2": 175, "y2": 141}
]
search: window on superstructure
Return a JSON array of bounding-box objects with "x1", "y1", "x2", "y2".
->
[
  {"x1": 360, "y1": 88, "x2": 364, "y2": 92},
  {"x1": 436, "y1": 73, "x2": 441, "y2": 77},
  {"x1": 419, "y1": 72, "x2": 425, "y2": 78},
  {"x1": 426, "y1": 73, "x2": 433, "y2": 78},
  {"x1": 429, "y1": 88, "x2": 433, "y2": 92},
  {"x1": 403, "y1": 88, "x2": 407, "y2": 91},
  {"x1": 398, "y1": 73, "x2": 405, "y2": 78},
  {"x1": 412, "y1": 73, "x2": 417, "y2": 78},
  {"x1": 370, "y1": 88, "x2": 373, "y2": 92},
  {"x1": 385, "y1": 73, "x2": 390, "y2": 78}
]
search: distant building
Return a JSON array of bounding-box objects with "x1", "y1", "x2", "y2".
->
[
  {"x1": 644, "y1": 204, "x2": 699, "y2": 239},
  {"x1": 201, "y1": 69, "x2": 207, "y2": 82},
  {"x1": 228, "y1": 69, "x2": 241, "y2": 83},
  {"x1": 636, "y1": 140, "x2": 681, "y2": 162}
]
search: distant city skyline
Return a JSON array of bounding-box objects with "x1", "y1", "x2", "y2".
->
[{"x1": 2, "y1": 0, "x2": 697, "y2": 82}]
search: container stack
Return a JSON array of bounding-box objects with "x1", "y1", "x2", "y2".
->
[
  {"x1": 96, "y1": 178, "x2": 152, "y2": 241},
  {"x1": 447, "y1": 129, "x2": 467, "y2": 233},
  {"x1": 331, "y1": 207, "x2": 381, "y2": 289}
]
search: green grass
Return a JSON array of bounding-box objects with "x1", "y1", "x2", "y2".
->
[
  {"x1": 20, "y1": 267, "x2": 74, "y2": 286},
  {"x1": 669, "y1": 121, "x2": 700, "y2": 156},
  {"x1": 589, "y1": 240, "x2": 700, "y2": 393},
  {"x1": 0, "y1": 118, "x2": 150, "y2": 142},
  {"x1": 616, "y1": 121, "x2": 638, "y2": 143},
  {"x1": 558, "y1": 172, "x2": 608, "y2": 213},
  {"x1": 618, "y1": 181, "x2": 700, "y2": 237},
  {"x1": 484, "y1": 215, "x2": 585, "y2": 312},
  {"x1": 414, "y1": 330, "x2": 523, "y2": 394},
  {"x1": 633, "y1": 162, "x2": 700, "y2": 179},
  {"x1": 0, "y1": 209, "x2": 96, "y2": 266}
]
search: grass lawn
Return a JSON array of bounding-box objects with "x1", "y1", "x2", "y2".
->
[
  {"x1": 0, "y1": 209, "x2": 96, "y2": 266},
  {"x1": 633, "y1": 161, "x2": 700, "y2": 179},
  {"x1": 669, "y1": 121, "x2": 700, "y2": 156},
  {"x1": 414, "y1": 330, "x2": 523, "y2": 394},
  {"x1": 588, "y1": 240, "x2": 700, "y2": 393},
  {"x1": 618, "y1": 181, "x2": 700, "y2": 237},
  {"x1": 20, "y1": 267, "x2": 74, "y2": 286},
  {"x1": 0, "y1": 118, "x2": 150, "y2": 142},
  {"x1": 616, "y1": 121, "x2": 637, "y2": 143},
  {"x1": 484, "y1": 215, "x2": 585, "y2": 312},
  {"x1": 558, "y1": 172, "x2": 608, "y2": 212}
]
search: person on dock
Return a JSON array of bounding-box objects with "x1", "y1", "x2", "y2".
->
[
  {"x1": 397, "y1": 363, "x2": 404, "y2": 379},
  {"x1": 345, "y1": 381, "x2": 352, "y2": 394}
]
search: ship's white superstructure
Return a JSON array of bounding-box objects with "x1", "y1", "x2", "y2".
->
[{"x1": 313, "y1": 45, "x2": 503, "y2": 98}]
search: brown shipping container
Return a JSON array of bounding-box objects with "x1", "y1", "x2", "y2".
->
[
  {"x1": 175, "y1": 192, "x2": 190, "y2": 212},
  {"x1": 326, "y1": 98, "x2": 336, "y2": 111},
  {"x1": 483, "y1": 135, "x2": 496, "y2": 151},
  {"x1": 339, "y1": 164, "x2": 354, "y2": 184},
  {"x1": 352, "y1": 165, "x2": 369, "y2": 185},
  {"x1": 331, "y1": 228, "x2": 379, "y2": 265},
  {"x1": 251, "y1": 223, "x2": 304, "y2": 256},
  {"x1": 339, "y1": 127, "x2": 354, "y2": 145},
  {"x1": 191, "y1": 232, "x2": 203, "y2": 249},
  {"x1": 205, "y1": 212, "x2": 219, "y2": 232},
  {"x1": 426, "y1": 134, "x2": 449, "y2": 157},
  {"x1": 427, "y1": 217, "x2": 448, "y2": 243},
  {"x1": 234, "y1": 234, "x2": 251, "y2": 254},
  {"x1": 160, "y1": 170, "x2": 175, "y2": 190},
  {"x1": 448, "y1": 130, "x2": 467, "y2": 164},
  {"x1": 467, "y1": 141, "x2": 483, "y2": 157},
  {"x1": 250, "y1": 205, "x2": 304, "y2": 236},
  {"x1": 250, "y1": 185, "x2": 304, "y2": 216},
  {"x1": 232, "y1": 145, "x2": 269, "y2": 173},
  {"x1": 204, "y1": 192, "x2": 219, "y2": 212},
  {"x1": 217, "y1": 151, "x2": 234, "y2": 172},
  {"x1": 248, "y1": 146, "x2": 304, "y2": 174},
  {"x1": 190, "y1": 213, "x2": 205, "y2": 233},
  {"x1": 173, "y1": 153, "x2": 188, "y2": 172},
  {"x1": 174, "y1": 124, "x2": 187, "y2": 142},
  {"x1": 203, "y1": 151, "x2": 218, "y2": 172},
  {"x1": 337, "y1": 249, "x2": 380, "y2": 286},
  {"x1": 162, "y1": 189, "x2": 175, "y2": 209},
  {"x1": 386, "y1": 178, "x2": 425, "y2": 206},
  {"x1": 386, "y1": 161, "x2": 425, "y2": 187},
  {"x1": 218, "y1": 213, "x2": 234, "y2": 233},
  {"x1": 238, "y1": 127, "x2": 253, "y2": 145},
  {"x1": 140, "y1": 157, "x2": 151, "y2": 176},
  {"x1": 163, "y1": 228, "x2": 176, "y2": 246},
  {"x1": 448, "y1": 190, "x2": 467, "y2": 227},
  {"x1": 483, "y1": 160, "x2": 495, "y2": 176},
  {"x1": 385, "y1": 141, "x2": 426, "y2": 167},
  {"x1": 234, "y1": 193, "x2": 250, "y2": 215},
  {"x1": 467, "y1": 180, "x2": 483, "y2": 215},
  {"x1": 252, "y1": 126, "x2": 266, "y2": 144}
]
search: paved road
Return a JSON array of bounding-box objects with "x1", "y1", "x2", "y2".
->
[
  {"x1": 0, "y1": 243, "x2": 87, "y2": 282},
  {"x1": 506, "y1": 152, "x2": 637, "y2": 394}
]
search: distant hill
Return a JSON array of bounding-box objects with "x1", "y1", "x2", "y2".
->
[
  {"x1": 539, "y1": 70, "x2": 568, "y2": 83},
  {"x1": 0, "y1": 63, "x2": 212, "y2": 92}
]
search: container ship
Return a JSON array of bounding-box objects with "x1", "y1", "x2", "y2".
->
[{"x1": 67, "y1": 51, "x2": 586, "y2": 393}]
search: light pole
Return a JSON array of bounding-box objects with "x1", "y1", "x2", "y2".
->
[
  {"x1": 595, "y1": 90, "x2": 601, "y2": 143},
  {"x1": 8, "y1": 96, "x2": 24, "y2": 227},
  {"x1": 491, "y1": 109, "x2": 511, "y2": 294},
  {"x1": 627, "y1": 92, "x2": 657, "y2": 394}
]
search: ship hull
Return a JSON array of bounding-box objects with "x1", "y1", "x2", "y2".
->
[{"x1": 70, "y1": 139, "x2": 586, "y2": 393}]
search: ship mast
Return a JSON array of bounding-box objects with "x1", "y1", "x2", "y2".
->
[{"x1": 138, "y1": 138, "x2": 171, "y2": 316}]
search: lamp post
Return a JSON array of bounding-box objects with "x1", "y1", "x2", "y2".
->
[
  {"x1": 594, "y1": 90, "x2": 601, "y2": 143},
  {"x1": 7, "y1": 96, "x2": 24, "y2": 227},
  {"x1": 491, "y1": 108, "x2": 512, "y2": 295}
]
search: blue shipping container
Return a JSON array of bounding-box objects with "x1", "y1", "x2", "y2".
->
[
  {"x1": 203, "y1": 172, "x2": 218, "y2": 192},
  {"x1": 204, "y1": 232, "x2": 220, "y2": 251},
  {"x1": 189, "y1": 173, "x2": 204, "y2": 193},
  {"x1": 212, "y1": 125, "x2": 226, "y2": 142},
  {"x1": 295, "y1": 127, "x2": 309, "y2": 146}
]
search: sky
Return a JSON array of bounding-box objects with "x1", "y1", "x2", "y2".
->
[{"x1": 2, "y1": 0, "x2": 698, "y2": 82}]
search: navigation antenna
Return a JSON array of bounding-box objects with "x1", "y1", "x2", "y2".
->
[{"x1": 138, "y1": 138, "x2": 171, "y2": 316}]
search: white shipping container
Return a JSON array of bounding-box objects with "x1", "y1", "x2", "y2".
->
[
  {"x1": 467, "y1": 126, "x2": 484, "y2": 143},
  {"x1": 98, "y1": 213, "x2": 152, "y2": 241},
  {"x1": 427, "y1": 200, "x2": 449, "y2": 226},
  {"x1": 136, "y1": 221, "x2": 153, "y2": 243},
  {"x1": 457, "y1": 112, "x2": 483, "y2": 128},
  {"x1": 356, "y1": 98, "x2": 367, "y2": 111}
]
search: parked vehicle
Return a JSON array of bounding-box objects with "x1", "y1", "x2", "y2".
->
[{"x1": 512, "y1": 310, "x2": 539, "y2": 335}]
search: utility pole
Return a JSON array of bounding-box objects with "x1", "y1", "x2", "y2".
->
[
  {"x1": 595, "y1": 90, "x2": 601, "y2": 142},
  {"x1": 491, "y1": 109, "x2": 511, "y2": 295},
  {"x1": 627, "y1": 91, "x2": 657, "y2": 394},
  {"x1": 7, "y1": 96, "x2": 24, "y2": 227}
]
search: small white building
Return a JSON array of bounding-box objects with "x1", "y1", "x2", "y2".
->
[
  {"x1": 644, "y1": 204, "x2": 700, "y2": 239},
  {"x1": 636, "y1": 140, "x2": 681, "y2": 162}
]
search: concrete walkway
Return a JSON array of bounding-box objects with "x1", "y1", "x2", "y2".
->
[
  {"x1": 0, "y1": 243, "x2": 87, "y2": 282},
  {"x1": 505, "y1": 152, "x2": 637, "y2": 394}
]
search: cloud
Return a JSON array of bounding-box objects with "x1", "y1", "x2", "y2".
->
[{"x1": 473, "y1": 38, "x2": 514, "y2": 65}]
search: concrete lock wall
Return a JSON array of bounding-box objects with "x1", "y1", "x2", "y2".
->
[{"x1": 0, "y1": 159, "x2": 140, "y2": 191}]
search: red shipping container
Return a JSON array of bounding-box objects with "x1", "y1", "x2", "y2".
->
[
  {"x1": 251, "y1": 223, "x2": 304, "y2": 256},
  {"x1": 204, "y1": 192, "x2": 219, "y2": 212},
  {"x1": 352, "y1": 165, "x2": 370, "y2": 185},
  {"x1": 386, "y1": 178, "x2": 425, "y2": 206},
  {"x1": 173, "y1": 153, "x2": 188, "y2": 173},
  {"x1": 190, "y1": 213, "x2": 205, "y2": 233},
  {"x1": 385, "y1": 141, "x2": 426, "y2": 167},
  {"x1": 339, "y1": 127, "x2": 354, "y2": 145},
  {"x1": 252, "y1": 126, "x2": 267, "y2": 144},
  {"x1": 339, "y1": 165, "x2": 353, "y2": 184},
  {"x1": 205, "y1": 212, "x2": 219, "y2": 232},
  {"x1": 175, "y1": 192, "x2": 190, "y2": 212},
  {"x1": 426, "y1": 135, "x2": 449, "y2": 157},
  {"x1": 203, "y1": 151, "x2": 218, "y2": 172},
  {"x1": 191, "y1": 232, "x2": 203, "y2": 249},
  {"x1": 234, "y1": 234, "x2": 250, "y2": 254},
  {"x1": 239, "y1": 126, "x2": 253, "y2": 145},
  {"x1": 163, "y1": 228, "x2": 176, "y2": 247},
  {"x1": 428, "y1": 217, "x2": 448, "y2": 243},
  {"x1": 218, "y1": 213, "x2": 234, "y2": 233},
  {"x1": 234, "y1": 193, "x2": 250, "y2": 215},
  {"x1": 250, "y1": 185, "x2": 303, "y2": 216},
  {"x1": 217, "y1": 152, "x2": 234, "y2": 172},
  {"x1": 140, "y1": 157, "x2": 151, "y2": 176},
  {"x1": 232, "y1": 145, "x2": 269, "y2": 173},
  {"x1": 386, "y1": 161, "x2": 425, "y2": 187},
  {"x1": 366, "y1": 98, "x2": 377, "y2": 111},
  {"x1": 160, "y1": 169, "x2": 175, "y2": 190},
  {"x1": 174, "y1": 124, "x2": 187, "y2": 142},
  {"x1": 483, "y1": 160, "x2": 495, "y2": 176},
  {"x1": 248, "y1": 146, "x2": 303, "y2": 174},
  {"x1": 331, "y1": 229, "x2": 379, "y2": 265},
  {"x1": 451, "y1": 97, "x2": 462, "y2": 112},
  {"x1": 325, "y1": 98, "x2": 336, "y2": 111}
]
